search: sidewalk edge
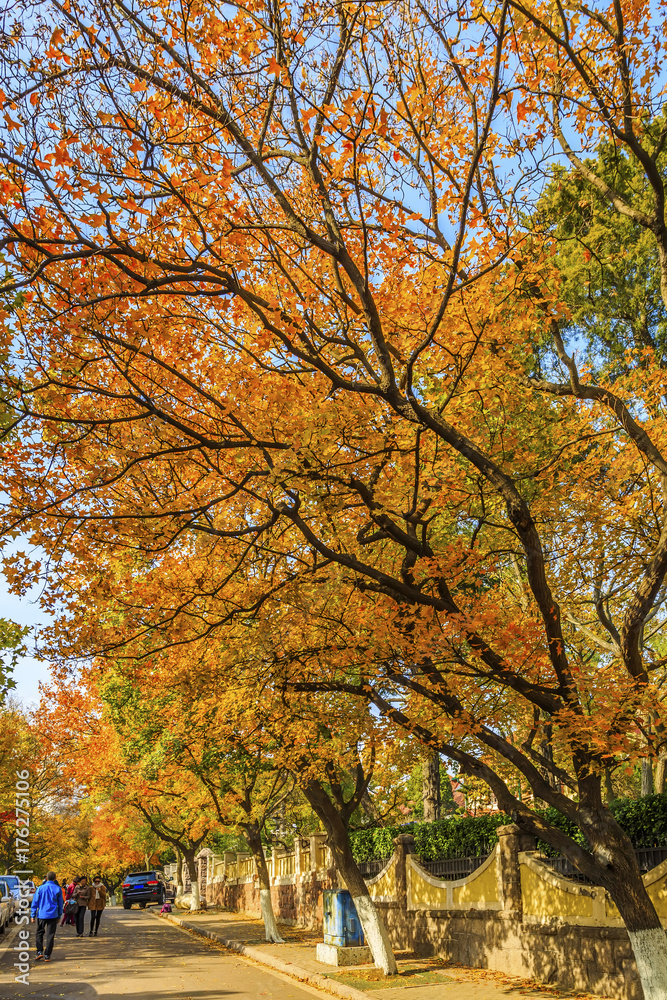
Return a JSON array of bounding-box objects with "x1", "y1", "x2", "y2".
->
[{"x1": 152, "y1": 911, "x2": 368, "y2": 1000}]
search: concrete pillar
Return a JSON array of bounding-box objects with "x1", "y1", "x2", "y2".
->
[
  {"x1": 222, "y1": 852, "x2": 235, "y2": 882},
  {"x1": 393, "y1": 834, "x2": 415, "y2": 910},
  {"x1": 496, "y1": 823, "x2": 535, "y2": 919},
  {"x1": 310, "y1": 832, "x2": 327, "y2": 872}
]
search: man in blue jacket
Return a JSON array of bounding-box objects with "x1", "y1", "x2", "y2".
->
[{"x1": 30, "y1": 872, "x2": 64, "y2": 962}]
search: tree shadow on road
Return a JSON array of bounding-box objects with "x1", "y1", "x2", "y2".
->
[{"x1": 0, "y1": 982, "x2": 239, "y2": 999}]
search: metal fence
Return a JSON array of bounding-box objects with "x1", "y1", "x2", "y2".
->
[
  {"x1": 417, "y1": 855, "x2": 490, "y2": 880},
  {"x1": 358, "y1": 853, "x2": 490, "y2": 880},
  {"x1": 635, "y1": 846, "x2": 667, "y2": 872},
  {"x1": 537, "y1": 854, "x2": 593, "y2": 883},
  {"x1": 359, "y1": 844, "x2": 667, "y2": 885},
  {"x1": 537, "y1": 845, "x2": 667, "y2": 884},
  {"x1": 357, "y1": 859, "x2": 389, "y2": 878}
]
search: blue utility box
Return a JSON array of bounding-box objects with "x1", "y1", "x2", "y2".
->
[{"x1": 322, "y1": 890, "x2": 365, "y2": 947}]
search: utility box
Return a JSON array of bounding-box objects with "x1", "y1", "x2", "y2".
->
[{"x1": 322, "y1": 889, "x2": 364, "y2": 947}]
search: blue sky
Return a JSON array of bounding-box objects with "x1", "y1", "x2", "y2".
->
[{"x1": 1, "y1": 573, "x2": 51, "y2": 709}]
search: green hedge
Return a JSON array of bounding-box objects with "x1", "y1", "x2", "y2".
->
[
  {"x1": 350, "y1": 814, "x2": 509, "y2": 862},
  {"x1": 350, "y1": 825, "x2": 406, "y2": 862},
  {"x1": 350, "y1": 793, "x2": 667, "y2": 863},
  {"x1": 611, "y1": 794, "x2": 667, "y2": 848}
]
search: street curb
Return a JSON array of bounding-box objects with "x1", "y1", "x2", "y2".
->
[
  {"x1": 0, "y1": 919, "x2": 21, "y2": 960},
  {"x1": 152, "y1": 910, "x2": 368, "y2": 1000}
]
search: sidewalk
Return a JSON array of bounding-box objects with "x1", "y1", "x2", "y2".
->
[{"x1": 155, "y1": 907, "x2": 611, "y2": 1000}]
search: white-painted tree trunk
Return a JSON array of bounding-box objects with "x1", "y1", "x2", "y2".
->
[
  {"x1": 353, "y1": 894, "x2": 398, "y2": 975},
  {"x1": 628, "y1": 928, "x2": 667, "y2": 1000},
  {"x1": 189, "y1": 880, "x2": 200, "y2": 911},
  {"x1": 260, "y1": 888, "x2": 285, "y2": 943}
]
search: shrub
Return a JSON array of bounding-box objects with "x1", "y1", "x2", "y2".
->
[
  {"x1": 350, "y1": 793, "x2": 667, "y2": 863},
  {"x1": 610, "y1": 793, "x2": 667, "y2": 848},
  {"x1": 350, "y1": 825, "x2": 408, "y2": 862},
  {"x1": 413, "y1": 813, "x2": 509, "y2": 860}
]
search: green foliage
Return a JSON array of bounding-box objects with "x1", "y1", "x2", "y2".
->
[
  {"x1": 412, "y1": 814, "x2": 510, "y2": 861},
  {"x1": 351, "y1": 795, "x2": 667, "y2": 863},
  {"x1": 207, "y1": 828, "x2": 251, "y2": 855},
  {"x1": 610, "y1": 794, "x2": 667, "y2": 848},
  {"x1": 350, "y1": 814, "x2": 509, "y2": 862},
  {"x1": 537, "y1": 796, "x2": 667, "y2": 855},
  {"x1": 350, "y1": 824, "x2": 408, "y2": 862},
  {"x1": 0, "y1": 619, "x2": 28, "y2": 703},
  {"x1": 536, "y1": 807, "x2": 587, "y2": 856},
  {"x1": 405, "y1": 763, "x2": 456, "y2": 820},
  {"x1": 533, "y1": 126, "x2": 667, "y2": 366}
]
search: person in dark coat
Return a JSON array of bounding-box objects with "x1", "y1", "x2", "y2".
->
[
  {"x1": 73, "y1": 877, "x2": 91, "y2": 937},
  {"x1": 87, "y1": 876, "x2": 107, "y2": 936},
  {"x1": 31, "y1": 872, "x2": 64, "y2": 962}
]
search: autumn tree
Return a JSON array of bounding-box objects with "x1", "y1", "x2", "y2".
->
[
  {"x1": 87, "y1": 630, "x2": 403, "y2": 968},
  {"x1": 98, "y1": 664, "x2": 293, "y2": 940},
  {"x1": 2, "y1": 1, "x2": 667, "y2": 993}
]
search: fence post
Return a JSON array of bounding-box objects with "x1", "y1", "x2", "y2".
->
[
  {"x1": 496, "y1": 823, "x2": 535, "y2": 919},
  {"x1": 393, "y1": 834, "x2": 415, "y2": 910},
  {"x1": 223, "y1": 852, "x2": 235, "y2": 882}
]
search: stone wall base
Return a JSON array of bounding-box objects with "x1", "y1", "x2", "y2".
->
[
  {"x1": 206, "y1": 872, "x2": 335, "y2": 931},
  {"x1": 377, "y1": 902, "x2": 640, "y2": 1000}
]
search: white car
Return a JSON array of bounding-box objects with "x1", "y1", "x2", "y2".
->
[
  {"x1": 1, "y1": 875, "x2": 35, "y2": 904},
  {"x1": 0, "y1": 879, "x2": 15, "y2": 932}
]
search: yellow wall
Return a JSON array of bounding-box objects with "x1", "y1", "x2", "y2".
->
[
  {"x1": 407, "y1": 855, "x2": 500, "y2": 910},
  {"x1": 521, "y1": 864, "x2": 593, "y2": 921},
  {"x1": 367, "y1": 859, "x2": 396, "y2": 901},
  {"x1": 409, "y1": 865, "x2": 449, "y2": 909},
  {"x1": 452, "y1": 857, "x2": 500, "y2": 908},
  {"x1": 647, "y1": 871, "x2": 667, "y2": 921},
  {"x1": 377, "y1": 849, "x2": 667, "y2": 927}
]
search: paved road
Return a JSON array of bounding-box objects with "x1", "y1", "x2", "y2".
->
[{"x1": 0, "y1": 906, "x2": 330, "y2": 999}]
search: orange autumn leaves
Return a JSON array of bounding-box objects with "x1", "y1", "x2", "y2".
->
[{"x1": 0, "y1": 1, "x2": 665, "y2": 845}]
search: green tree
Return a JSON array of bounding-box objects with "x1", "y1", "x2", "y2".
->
[{"x1": 534, "y1": 129, "x2": 667, "y2": 366}]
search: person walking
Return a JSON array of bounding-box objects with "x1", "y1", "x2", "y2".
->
[
  {"x1": 31, "y1": 872, "x2": 64, "y2": 963},
  {"x1": 88, "y1": 876, "x2": 107, "y2": 936},
  {"x1": 73, "y1": 876, "x2": 91, "y2": 937},
  {"x1": 61, "y1": 876, "x2": 78, "y2": 927}
]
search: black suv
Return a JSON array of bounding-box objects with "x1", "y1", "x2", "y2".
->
[{"x1": 121, "y1": 870, "x2": 170, "y2": 908}]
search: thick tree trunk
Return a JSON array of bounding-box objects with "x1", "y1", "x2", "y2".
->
[
  {"x1": 182, "y1": 848, "x2": 200, "y2": 911},
  {"x1": 641, "y1": 758, "x2": 654, "y2": 797},
  {"x1": 422, "y1": 752, "x2": 441, "y2": 822},
  {"x1": 628, "y1": 929, "x2": 667, "y2": 1000},
  {"x1": 579, "y1": 809, "x2": 667, "y2": 1000},
  {"x1": 302, "y1": 782, "x2": 398, "y2": 975},
  {"x1": 655, "y1": 754, "x2": 667, "y2": 795},
  {"x1": 603, "y1": 768, "x2": 615, "y2": 804},
  {"x1": 245, "y1": 822, "x2": 284, "y2": 943},
  {"x1": 175, "y1": 847, "x2": 184, "y2": 896}
]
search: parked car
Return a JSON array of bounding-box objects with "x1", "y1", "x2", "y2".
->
[
  {"x1": 0, "y1": 879, "x2": 15, "y2": 933},
  {"x1": 1, "y1": 874, "x2": 35, "y2": 904},
  {"x1": 121, "y1": 870, "x2": 169, "y2": 908}
]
